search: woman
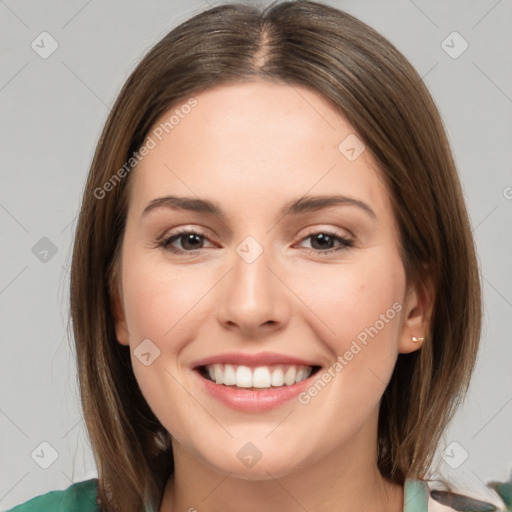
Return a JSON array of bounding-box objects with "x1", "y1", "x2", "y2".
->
[{"x1": 8, "y1": 1, "x2": 486, "y2": 511}]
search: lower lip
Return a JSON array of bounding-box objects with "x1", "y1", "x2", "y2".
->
[{"x1": 194, "y1": 369, "x2": 317, "y2": 412}]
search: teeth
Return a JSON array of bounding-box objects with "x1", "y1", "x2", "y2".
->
[
  {"x1": 204, "y1": 364, "x2": 313, "y2": 389},
  {"x1": 271, "y1": 367, "x2": 284, "y2": 386},
  {"x1": 296, "y1": 367, "x2": 308, "y2": 382},
  {"x1": 284, "y1": 366, "x2": 296, "y2": 386},
  {"x1": 235, "y1": 365, "x2": 253, "y2": 388},
  {"x1": 214, "y1": 365, "x2": 223, "y2": 384},
  {"x1": 253, "y1": 367, "x2": 271, "y2": 388},
  {"x1": 223, "y1": 364, "x2": 236, "y2": 386}
]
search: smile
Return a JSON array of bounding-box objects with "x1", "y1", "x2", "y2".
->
[
  {"x1": 191, "y1": 352, "x2": 323, "y2": 412},
  {"x1": 200, "y1": 364, "x2": 318, "y2": 389}
]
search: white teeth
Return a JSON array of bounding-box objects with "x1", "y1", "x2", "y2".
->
[
  {"x1": 204, "y1": 364, "x2": 313, "y2": 389},
  {"x1": 252, "y1": 366, "x2": 271, "y2": 388},
  {"x1": 271, "y1": 367, "x2": 284, "y2": 386},
  {"x1": 235, "y1": 365, "x2": 253, "y2": 387},
  {"x1": 214, "y1": 365, "x2": 223, "y2": 385},
  {"x1": 296, "y1": 367, "x2": 309, "y2": 382},
  {"x1": 284, "y1": 366, "x2": 296, "y2": 386},
  {"x1": 223, "y1": 364, "x2": 236, "y2": 386}
]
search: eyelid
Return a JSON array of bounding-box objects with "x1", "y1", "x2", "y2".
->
[
  {"x1": 295, "y1": 230, "x2": 354, "y2": 255},
  {"x1": 157, "y1": 226, "x2": 354, "y2": 257},
  {"x1": 157, "y1": 227, "x2": 216, "y2": 253}
]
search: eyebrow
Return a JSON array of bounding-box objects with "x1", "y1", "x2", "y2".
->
[{"x1": 142, "y1": 194, "x2": 376, "y2": 220}]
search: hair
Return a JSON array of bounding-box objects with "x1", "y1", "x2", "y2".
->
[{"x1": 69, "y1": 1, "x2": 482, "y2": 511}]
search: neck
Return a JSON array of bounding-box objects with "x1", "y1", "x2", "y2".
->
[{"x1": 158, "y1": 418, "x2": 403, "y2": 512}]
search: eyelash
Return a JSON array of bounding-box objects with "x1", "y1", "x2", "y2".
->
[{"x1": 157, "y1": 228, "x2": 354, "y2": 256}]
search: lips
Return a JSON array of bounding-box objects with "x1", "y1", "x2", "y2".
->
[
  {"x1": 191, "y1": 351, "x2": 319, "y2": 368},
  {"x1": 192, "y1": 352, "x2": 321, "y2": 388},
  {"x1": 191, "y1": 352, "x2": 322, "y2": 411}
]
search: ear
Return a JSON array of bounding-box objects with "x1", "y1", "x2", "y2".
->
[
  {"x1": 110, "y1": 281, "x2": 130, "y2": 346},
  {"x1": 398, "y1": 275, "x2": 434, "y2": 354}
]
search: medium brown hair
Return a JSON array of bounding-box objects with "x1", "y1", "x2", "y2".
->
[{"x1": 70, "y1": 1, "x2": 481, "y2": 510}]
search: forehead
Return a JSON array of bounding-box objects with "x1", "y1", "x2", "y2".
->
[{"x1": 129, "y1": 80, "x2": 391, "y2": 220}]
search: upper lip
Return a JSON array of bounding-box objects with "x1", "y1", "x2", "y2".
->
[{"x1": 191, "y1": 351, "x2": 319, "y2": 369}]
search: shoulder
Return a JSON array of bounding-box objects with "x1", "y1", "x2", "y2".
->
[
  {"x1": 405, "y1": 478, "x2": 499, "y2": 512},
  {"x1": 6, "y1": 478, "x2": 99, "y2": 512},
  {"x1": 428, "y1": 485, "x2": 498, "y2": 512}
]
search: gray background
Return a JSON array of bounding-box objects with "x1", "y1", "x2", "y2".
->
[{"x1": 1, "y1": 0, "x2": 511, "y2": 509}]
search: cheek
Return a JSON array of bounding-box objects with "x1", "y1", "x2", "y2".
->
[
  {"x1": 296, "y1": 250, "x2": 406, "y2": 370},
  {"x1": 120, "y1": 250, "x2": 215, "y2": 347},
  {"x1": 119, "y1": 249, "x2": 215, "y2": 439},
  {"x1": 291, "y1": 257, "x2": 405, "y2": 422}
]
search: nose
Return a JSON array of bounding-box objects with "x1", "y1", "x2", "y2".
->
[{"x1": 215, "y1": 240, "x2": 291, "y2": 338}]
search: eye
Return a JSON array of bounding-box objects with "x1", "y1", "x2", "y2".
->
[
  {"x1": 157, "y1": 229, "x2": 353, "y2": 256},
  {"x1": 297, "y1": 231, "x2": 354, "y2": 255},
  {"x1": 158, "y1": 229, "x2": 214, "y2": 254}
]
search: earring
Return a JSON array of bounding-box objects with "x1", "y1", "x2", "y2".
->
[{"x1": 412, "y1": 336, "x2": 425, "y2": 343}]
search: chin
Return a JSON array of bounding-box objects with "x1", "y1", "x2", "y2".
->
[{"x1": 199, "y1": 443, "x2": 313, "y2": 481}]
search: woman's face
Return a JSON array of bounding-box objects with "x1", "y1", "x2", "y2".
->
[{"x1": 113, "y1": 80, "x2": 426, "y2": 478}]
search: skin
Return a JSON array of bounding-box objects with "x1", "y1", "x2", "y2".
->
[{"x1": 112, "y1": 80, "x2": 432, "y2": 512}]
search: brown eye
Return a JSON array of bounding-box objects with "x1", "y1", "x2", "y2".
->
[
  {"x1": 299, "y1": 231, "x2": 353, "y2": 255},
  {"x1": 160, "y1": 230, "x2": 213, "y2": 254}
]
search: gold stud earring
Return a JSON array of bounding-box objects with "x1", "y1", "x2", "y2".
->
[{"x1": 412, "y1": 336, "x2": 425, "y2": 343}]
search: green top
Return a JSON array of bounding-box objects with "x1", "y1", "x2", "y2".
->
[
  {"x1": 6, "y1": 478, "x2": 442, "y2": 511},
  {"x1": 6, "y1": 479, "x2": 100, "y2": 512}
]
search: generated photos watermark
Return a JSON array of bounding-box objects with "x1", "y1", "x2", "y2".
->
[
  {"x1": 94, "y1": 97, "x2": 198, "y2": 200},
  {"x1": 298, "y1": 301, "x2": 403, "y2": 405}
]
